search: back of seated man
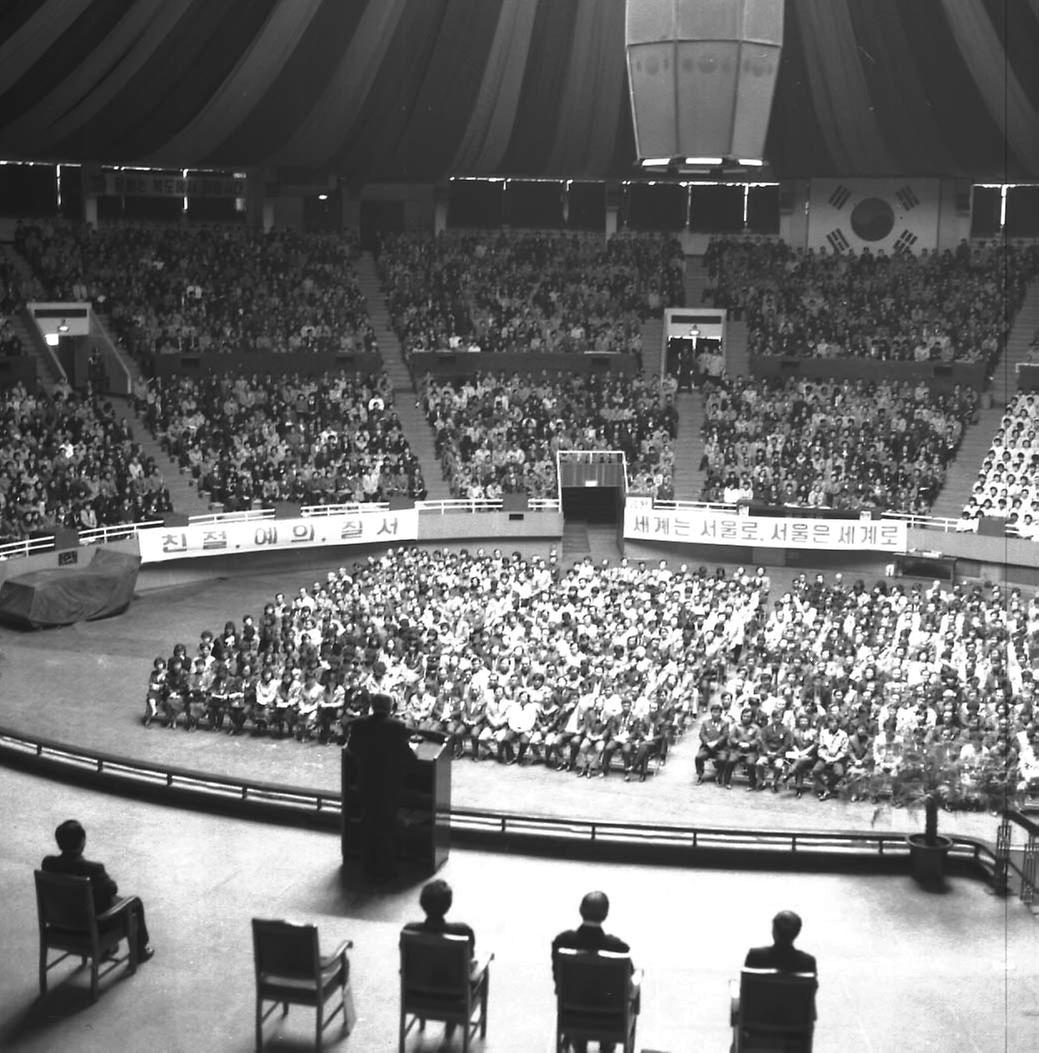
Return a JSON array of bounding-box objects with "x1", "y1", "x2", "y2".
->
[
  {"x1": 551, "y1": 890, "x2": 637, "y2": 1053},
  {"x1": 41, "y1": 819, "x2": 154, "y2": 962},
  {"x1": 401, "y1": 879, "x2": 489, "y2": 1038},
  {"x1": 744, "y1": 910, "x2": 817, "y2": 1017}
]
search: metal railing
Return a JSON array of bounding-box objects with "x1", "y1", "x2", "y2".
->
[
  {"x1": 78, "y1": 520, "x2": 164, "y2": 546},
  {"x1": 0, "y1": 725, "x2": 1000, "y2": 878},
  {"x1": 0, "y1": 535, "x2": 56, "y2": 560},
  {"x1": 188, "y1": 508, "x2": 275, "y2": 524}
]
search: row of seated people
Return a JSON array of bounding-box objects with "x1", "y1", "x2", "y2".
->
[
  {"x1": 0, "y1": 383, "x2": 171, "y2": 542},
  {"x1": 699, "y1": 376, "x2": 978, "y2": 512},
  {"x1": 421, "y1": 370, "x2": 678, "y2": 500},
  {"x1": 703, "y1": 235, "x2": 1039, "y2": 366},
  {"x1": 961, "y1": 391, "x2": 1039, "y2": 537},
  {"x1": 378, "y1": 229, "x2": 684, "y2": 358},
  {"x1": 139, "y1": 370, "x2": 426, "y2": 509},
  {"x1": 13, "y1": 219, "x2": 376, "y2": 360},
  {"x1": 693, "y1": 699, "x2": 1029, "y2": 803},
  {"x1": 145, "y1": 656, "x2": 679, "y2": 781}
]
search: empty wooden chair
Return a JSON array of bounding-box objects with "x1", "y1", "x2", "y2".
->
[{"x1": 252, "y1": 918, "x2": 353, "y2": 1051}]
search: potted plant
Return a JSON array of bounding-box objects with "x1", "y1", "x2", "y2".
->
[{"x1": 851, "y1": 727, "x2": 1022, "y2": 889}]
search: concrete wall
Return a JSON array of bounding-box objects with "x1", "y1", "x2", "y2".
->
[{"x1": 937, "y1": 179, "x2": 973, "y2": 252}]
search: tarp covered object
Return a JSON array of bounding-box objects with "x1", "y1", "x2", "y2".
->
[{"x1": 0, "y1": 549, "x2": 141, "y2": 628}]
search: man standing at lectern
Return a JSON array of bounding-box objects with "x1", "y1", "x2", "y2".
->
[{"x1": 346, "y1": 692, "x2": 416, "y2": 882}]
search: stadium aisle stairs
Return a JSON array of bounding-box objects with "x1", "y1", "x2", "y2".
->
[
  {"x1": 107, "y1": 394, "x2": 211, "y2": 518},
  {"x1": 1, "y1": 243, "x2": 62, "y2": 389},
  {"x1": 929, "y1": 278, "x2": 1039, "y2": 519},
  {"x1": 640, "y1": 314, "x2": 664, "y2": 378},
  {"x1": 929, "y1": 404, "x2": 1006, "y2": 520},
  {"x1": 724, "y1": 316, "x2": 750, "y2": 378},
  {"x1": 671, "y1": 390, "x2": 707, "y2": 500},
  {"x1": 355, "y1": 252, "x2": 411, "y2": 393},
  {"x1": 683, "y1": 254, "x2": 711, "y2": 307},
  {"x1": 355, "y1": 251, "x2": 451, "y2": 500},
  {"x1": 991, "y1": 278, "x2": 1039, "y2": 408}
]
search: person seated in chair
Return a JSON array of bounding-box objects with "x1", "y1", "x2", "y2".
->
[
  {"x1": 551, "y1": 890, "x2": 638, "y2": 1053},
  {"x1": 41, "y1": 819, "x2": 154, "y2": 962},
  {"x1": 402, "y1": 879, "x2": 490, "y2": 1039},
  {"x1": 744, "y1": 910, "x2": 817, "y2": 1002}
]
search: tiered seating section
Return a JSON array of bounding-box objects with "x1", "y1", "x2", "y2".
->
[
  {"x1": 699, "y1": 376, "x2": 978, "y2": 512},
  {"x1": 378, "y1": 231, "x2": 684, "y2": 356},
  {"x1": 142, "y1": 552, "x2": 1038, "y2": 799},
  {"x1": 14, "y1": 220, "x2": 376, "y2": 359},
  {"x1": 704, "y1": 236, "x2": 1039, "y2": 364},
  {"x1": 141, "y1": 371, "x2": 426, "y2": 509},
  {"x1": 0, "y1": 384, "x2": 171, "y2": 541},
  {"x1": 421, "y1": 372, "x2": 678, "y2": 500},
  {"x1": 964, "y1": 391, "x2": 1039, "y2": 536}
]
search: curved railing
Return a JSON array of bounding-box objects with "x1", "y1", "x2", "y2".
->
[
  {"x1": 0, "y1": 496, "x2": 1009, "y2": 564},
  {"x1": 0, "y1": 499, "x2": 564, "y2": 561},
  {"x1": 0, "y1": 725, "x2": 1002, "y2": 881}
]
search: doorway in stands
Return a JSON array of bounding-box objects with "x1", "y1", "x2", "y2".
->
[{"x1": 557, "y1": 451, "x2": 627, "y2": 562}]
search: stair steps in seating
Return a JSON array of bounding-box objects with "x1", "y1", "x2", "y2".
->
[{"x1": 671, "y1": 390, "x2": 708, "y2": 501}]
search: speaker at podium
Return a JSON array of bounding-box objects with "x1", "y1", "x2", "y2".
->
[{"x1": 341, "y1": 736, "x2": 451, "y2": 875}]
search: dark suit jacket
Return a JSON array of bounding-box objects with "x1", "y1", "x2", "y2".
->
[
  {"x1": 551, "y1": 923, "x2": 631, "y2": 986},
  {"x1": 347, "y1": 712, "x2": 415, "y2": 804},
  {"x1": 744, "y1": 944, "x2": 818, "y2": 980},
  {"x1": 41, "y1": 853, "x2": 118, "y2": 915}
]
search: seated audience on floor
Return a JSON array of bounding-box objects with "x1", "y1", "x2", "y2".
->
[
  {"x1": 142, "y1": 370, "x2": 426, "y2": 509},
  {"x1": 378, "y1": 230, "x2": 683, "y2": 359},
  {"x1": 699, "y1": 376, "x2": 977, "y2": 513},
  {"x1": 703, "y1": 235, "x2": 1039, "y2": 367},
  {"x1": 143, "y1": 550, "x2": 1031, "y2": 804},
  {"x1": 0, "y1": 384, "x2": 171, "y2": 541},
  {"x1": 421, "y1": 371, "x2": 678, "y2": 500},
  {"x1": 14, "y1": 219, "x2": 376, "y2": 363}
]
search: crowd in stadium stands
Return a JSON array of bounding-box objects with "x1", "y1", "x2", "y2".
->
[
  {"x1": 0, "y1": 383, "x2": 171, "y2": 542},
  {"x1": 141, "y1": 550, "x2": 1037, "y2": 799},
  {"x1": 420, "y1": 371, "x2": 678, "y2": 500},
  {"x1": 962, "y1": 392, "x2": 1039, "y2": 537},
  {"x1": 14, "y1": 220, "x2": 376, "y2": 360},
  {"x1": 140, "y1": 371, "x2": 426, "y2": 510},
  {"x1": 699, "y1": 376, "x2": 978, "y2": 513},
  {"x1": 378, "y1": 230, "x2": 684, "y2": 358},
  {"x1": 1, "y1": 252, "x2": 43, "y2": 357},
  {"x1": 703, "y1": 236, "x2": 1039, "y2": 366}
]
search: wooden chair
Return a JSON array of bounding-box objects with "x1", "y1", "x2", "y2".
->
[
  {"x1": 34, "y1": 869, "x2": 138, "y2": 1002},
  {"x1": 252, "y1": 919, "x2": 354, "y2": 1052},
  {"x1": 552, "y1": 948, "x2": 641, "y2": 1053},
  {"x1": 399, "y1": 930, "x2": 492, "y2": 1051},
  {"x1": 730, "y1": 967, "x2": 817, "y2": 1052}
]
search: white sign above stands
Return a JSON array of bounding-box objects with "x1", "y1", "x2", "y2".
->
[
  {"x1": 624, "y1": 506, "x2": 908, "y2": 553},
  {"x1": 137, "y1": 510, "x2": 419, "y2": 563}
]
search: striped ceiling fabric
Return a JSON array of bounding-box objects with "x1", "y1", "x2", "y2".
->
[{"x1": 0, "y1": 0, "x2": 1034, "y2": 181}]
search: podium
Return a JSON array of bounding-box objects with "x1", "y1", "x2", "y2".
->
[{"x1": 340, "y1": 738, "x2": 451, "y2": 873}]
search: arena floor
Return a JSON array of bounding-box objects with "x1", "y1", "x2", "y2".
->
[
  {"x1": 1, "y1": 547, "x2": 1037, "y2": 1052},
  {"x1": 0, "y1": 547, "x2": 1000, "y2": 842}
]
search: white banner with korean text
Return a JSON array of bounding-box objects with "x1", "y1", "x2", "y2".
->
[
  {"x1": 137, "y1": 510, "x2": 419, "y2": 563},
  {"x1": 624, "y1": 507, "x2": 908, "y2": 552}
]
